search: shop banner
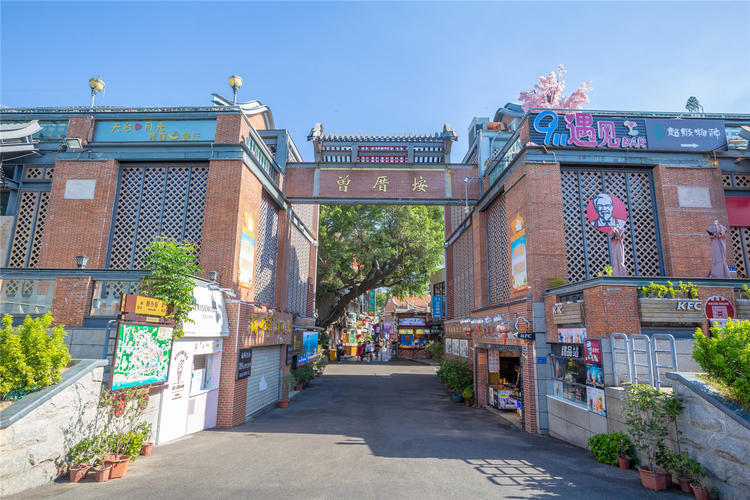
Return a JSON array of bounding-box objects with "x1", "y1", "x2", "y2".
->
[
  {"x1": 237, "y1": 348, "x2": 252, "y2": 380},
  {"x1": 399, "y1": 317, "x2": 426, "y2": 326},
  {"x1": 112, "y1": 324, "x2": 173, "y2": 390},
  {"x1": 238, "y1": 213, "x2": 255, "y2": 289},
  {"x1": 510, "y1": 215, "x2": 528, "y2": 293},
  {"x1": 645, "y1": 118, "x2": 726, "y2": 152},
  {"x1": 432, "y1": 295, "x2": 444, "y2": 318},
  {"x1": 93, "y1": 119, "x2": 216, "y2": 142},
  {"x1": 530, "y1": 110, "x2": 648, "y2": 150},
  {"x1": 558, "y1": 327, "x2": 586, "y2": 343},
  {"x1": 297, "y1": 331, "x2": 319, "y2": 365},
  {"x1": 182, "y1": 287, "x2": 230, "y2": 337},
  {"x1": 551, "y1": 343, "x2": 583, "y2": 359},
  {"x1": 583, "y1": 339, "x2": 602, "y2": 364}
]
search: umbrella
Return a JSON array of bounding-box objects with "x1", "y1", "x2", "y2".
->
[
  {"x1": 610, "y1": 225, "x2": 629, "y2": 277},
  {"x1": 707, "y1": 220, "x2": 732, "y2": 278}
]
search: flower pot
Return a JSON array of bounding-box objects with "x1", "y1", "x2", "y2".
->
[
  {"x1": 655, "y1": 466, "x2": 673, "y2": 489},
  {"x1": 617, "y1": 456, "x2": 631, "y2": 470},
  {"x1": 691, "y1": 483, "x2": 710, "y2": 500},
  {"x1": 277, "y1": 399, "x2": 289, "y2": 408},
  {"x1": 93, "y1": 465, "x2": 111, "y2": 482},
  {"x1": 638, "y1": 466, "x2": 668, "y2": 491},
  {"x1": 68, "y1": 464, "x2": 90, "y2": 483},
  {"x1": 105, "y1": 454, "x2": 131, "y2": 479},
  {"x1": 294, "y1": 384, "x2": 303, "y2": 391},
  {"x1": 464, "y1": 399, "x2": 471, "y2": 406},
  {"x1": 452, "y1": 392, "x2": 464, "y2": 403},
  {"x1": 140, "y1": 442, "x2": 154, "y2": 456},
  {"x1": 679, "y1": 477, "x2": 692, "y2": 494}
]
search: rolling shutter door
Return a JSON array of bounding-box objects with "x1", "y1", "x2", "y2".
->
[{"x1": 245, "y1": 346, "x2": 281, "y2": 419}]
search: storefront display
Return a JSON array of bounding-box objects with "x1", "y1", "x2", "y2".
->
[
  {"x1": 487, "y1": 348, "x2": 522, "y2": 414},
  {"x1": 550, "y1": 343, "x2": 587, "y2": 405}
]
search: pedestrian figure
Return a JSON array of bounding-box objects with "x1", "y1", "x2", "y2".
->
[
  {"x1": 365, "y1": 341, "x2": 373, "y2": 362},
  {"x1": 357, "y1": 342, "x2": 365, "y2": 362},
  {"x1": 374, "y1": 341, "x2": 381, "y2": 361},
  {"x1": 336, "y1": 339, "x2": 344, "y2": 362}
]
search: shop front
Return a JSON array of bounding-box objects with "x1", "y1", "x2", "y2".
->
[
  {"x1": 548, "y1": 328, "x2": 606, "y2": 417},
  {"x1": 157, "y1": 286, "x2": 229, "y2": 444},
  {"x1": 396, "y1": 315, "x2": 430, "y2": 359}
]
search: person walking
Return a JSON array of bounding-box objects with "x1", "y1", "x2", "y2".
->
[
  {"x1": 365, "y1": 341, "x2": 373, "y2": 362},
  {"x1": 356, "y1": 342, "x2": 365, "y2": 362},
  {"x1": 374, "y1": 340, "x2": 381, "y2": 361},
  {"x1": 336, "y1": 339, "x2": 344, "y2": 362}
]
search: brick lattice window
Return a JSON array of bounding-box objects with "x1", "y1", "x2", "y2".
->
[
  {"x1": 729, "y1": 226, "x2": 749, "y2": 278},
  {"x1": 560, "y1": 168, "x2": 663, "y2": 282},
  {"x1": 254, "y1": 194, "x2": 280, "y2": 305},
  {"x1": 452, "y1": 226, "x2": 474, "y2": 318},
  {"x1": 287, "y1": 224, "x2": 310, "y2": 315},
  {"x1": 486, "y1": 196, "x2": 510, "y2": 303},
  {"x1": 7, "y1": 191, "x2": 49, "y2": 268},
  {"x1": 108, "y1": 165, "x2": 208, "y2": 269}
]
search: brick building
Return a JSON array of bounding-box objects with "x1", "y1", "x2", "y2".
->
[
  {"x1": 443, "y1": 105, "x2": 750, "y2": 435},
  {"x1": 0, "y1": 99, "x2": 318, "y2": 434}
]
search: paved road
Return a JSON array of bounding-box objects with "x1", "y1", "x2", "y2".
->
[{"x1": 18, "y1": 361, "x2": 682, "y2": 499}]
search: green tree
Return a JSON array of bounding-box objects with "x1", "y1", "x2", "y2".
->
[
  {"x1": 316, "y1": 204, "x2": 443, "y2": 329},
  {"x1": 140, "y1": 238, "x2": 203, "y2": 338}
]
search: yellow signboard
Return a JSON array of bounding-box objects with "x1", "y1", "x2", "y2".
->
[{"x1": 134, "y1": 296, "x2": 168, "y2": 317}]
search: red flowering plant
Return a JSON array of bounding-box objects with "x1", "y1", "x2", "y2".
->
[{"x1": 97, "y1": 387, "x2": 150, "y2": 459}]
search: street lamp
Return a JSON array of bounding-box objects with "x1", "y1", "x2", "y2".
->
[
  {"x1": 89, "y1": 76, "x2": 105, "y2": 108},
  {"x1": 76, "y1": 254, "x2": 89, "y2": 269},
  {"x1": 228, "y1": 75, "x2": 243, "y2": 105}
]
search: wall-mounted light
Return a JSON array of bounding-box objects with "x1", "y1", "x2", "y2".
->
[
  {"x1": 76, "y1": 254, "x2": 89, "y2": 269},
  {"x1": 65, "y1": 138, "x2": 83, "y2": 151},
  {"x1": 228, "y1": 75, "x2": 243, "y2": 105},
  {"x1": 209, "y1": 270, "x2": 218, "y2": 282}
]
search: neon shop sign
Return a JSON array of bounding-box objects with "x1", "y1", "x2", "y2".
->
[{"x1": 532, "y1": 110, "x2": 647, "y2": 149}]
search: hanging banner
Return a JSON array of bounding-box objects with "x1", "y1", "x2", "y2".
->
[
  {"x1": 238, "y1": 213, "x2": 256, "y2": 290},
  {"x1": 510, "y1": 214, "x2": 528, "y2": 293}
]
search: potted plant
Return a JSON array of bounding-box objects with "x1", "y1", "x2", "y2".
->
[
  {"x1": 638, "y1": 281, "x2": 703, "y2": 324},
  {"x1": 98, "y1": 388, "x2": 148, "y2": 479},
  {"x1": 91, "y1": 434, "x2": 112, "y2": 483},
  {"x1": 684, "y1": 457, "x2": 709, "y2": 500},
  {"x1": 67, "y1": 436, "x2": 96, "y2": 483},
  {"x1": 654, "y1": 445, "x2": 675, "y2": 489},
  {"x1": 622, "y1": 384, "x2": 670, "y2": 491},
  {"x1": 613, "y1": 433, "x2": 636, "y2": 469},
  {"x1": 137, "y1": 422, "x2": 154, "y2": 456},
  {"x1": 279, "y1": 374, "x2": 295, "y2": 408},
  {"x1": 586, "y1": 432, "x2": 637, "y2": 470},
  {"x1": 462, "y1": 386, "x2": 474, "y2": 406}
]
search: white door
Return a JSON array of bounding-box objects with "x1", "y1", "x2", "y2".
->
[{"x1": 245, "y1": 346, "x2": 281, "y2": 419}]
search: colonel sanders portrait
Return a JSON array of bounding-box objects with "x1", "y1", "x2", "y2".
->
[{"x1": 591, "y1": 193, "x2": 626, "y2": 230}]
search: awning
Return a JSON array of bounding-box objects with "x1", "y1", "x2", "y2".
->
[
  {"x1": 726, "y1": 196, "x2": 750, "y2": 227},
  {"x1": 0, "y1": 120, "x2": 41, "y2": 159}
]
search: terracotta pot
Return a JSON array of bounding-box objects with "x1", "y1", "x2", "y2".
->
[
  {"x1": 277, "y1": 400, "x2": 289, "y2": 408},
  {"x1": 68, "y1": 464, "x2": 90, "y2": 483},
  {"x1": 691, "y1": 482, "x2": 710, "y2": 500},
  {"x1": 140, "y1": 442, "x2": 153, "y2": 456},
  {"x1": 294, "y1": 384, "x2": 303, "y2": 391},
  {"x1": 105, "y1": 455, "x2": 131, "y2": 479},
  {"x1": 638, "y1": 466, "x2": 668, "y2": 491},
  {"x1": 679, "y1": 477, "x2": 692, "y2": 494},
  {"x1": 655, "y1": 466, "x2": 673, "y2": 489},
  {"x1": 617, "y1": 456, "x2": 631, "y2": 470},
  {"x1": 93, "y1": 465, "x2": 111, "y2": 482}
]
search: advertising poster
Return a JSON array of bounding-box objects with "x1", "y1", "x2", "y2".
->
[
  {"x1": 400, "y1": 333, "x2": 414, "y2": 347},
  {"x1": 587, "y1": 387, "x2": 607, "y2": 416},
  {"x1": 558, "y1": 327, "x2": 587, "y2": 343},
  {"x1": 586, "y1": 365, "x2": 604, "y2": 388},
  {"x1": 510, "y1": 215, "x2": 528, "y2": 293},
  {"x1": 112, "y1": 324, "x2": 173, "y2": 390},
  {"x1": 296, "y1": 331, "x2": 319, "y2": 365},
  {"x1": 238, "y1": 213, "x2": 256, "y2": 289},
  {"x1": 552, "y1": 380, "x2": 563, "y2": 399},
  {"x1": 459, "y1": 339, "x2": 469, "y2": 358}
]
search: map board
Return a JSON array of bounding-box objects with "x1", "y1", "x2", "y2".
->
[{"x1": 112, "y1": 323, "x2": 174, "y2": 390}]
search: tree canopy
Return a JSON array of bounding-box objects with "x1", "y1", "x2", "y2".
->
[{"x1": 316, "y1": 204, "x2": 444, "y2": 329}]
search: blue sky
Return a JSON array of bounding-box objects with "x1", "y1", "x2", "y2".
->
[{"x1": 2, "y1": 1, "x2": 749, "y2": 160}]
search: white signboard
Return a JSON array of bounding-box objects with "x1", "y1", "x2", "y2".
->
[{"x1": 182, "y1": 287, "x2": 230, "y2": 337}]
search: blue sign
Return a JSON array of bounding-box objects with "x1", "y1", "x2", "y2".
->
[
  {"x1": 645, "y1": 118, "x2": 726, "y2": 152},
  {"x1": 536, "y1": 357, "x2": 547, "y2": 365},
  {"x1": 296, "y1": 331, "x2": 319, "y2": 365},
  {"x1": 432, "y1": 295, "x2": 443, "y2": 318},
  {"x1": 93, "y1": 119, "x2": 216, "y2": 142}
]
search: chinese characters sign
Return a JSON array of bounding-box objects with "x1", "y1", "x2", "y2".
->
[
  {"x1": 645, "y1": 119, "x2": 727, "y2": 151},
  {"x1": 318, "y1": 169, "x2": 448, "y2": 199},
  {"x1": 93, "y1": 120, "x2": 216, "y2": 142},
  {"x1": 531, "y1": 111, "x2": 647, "y2": 149}
]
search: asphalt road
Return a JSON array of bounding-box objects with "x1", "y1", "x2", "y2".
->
[{"x1": 17, "y1": 360, "x2": 683, "y2": 499}]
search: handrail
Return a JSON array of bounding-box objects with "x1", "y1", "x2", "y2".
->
[
  {"x1": 610, "y1": 333, "x2": 632, "y2": 386},
  {"x1": 651, "y1": 333, "x2": 678, "y2": 389},
  {"x1": 629, "y1": 334, "x2": 654, "y2": 387}
]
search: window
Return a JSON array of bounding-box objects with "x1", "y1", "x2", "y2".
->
[{"x1": 551, "y1": 356, "x2": 588, "y2": 405}]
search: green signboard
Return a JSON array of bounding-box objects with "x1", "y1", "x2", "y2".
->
[{"x1": 112, "y1": 323, "x2": 173, "y2": 390}]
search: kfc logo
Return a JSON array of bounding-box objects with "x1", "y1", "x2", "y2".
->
[{"x1": 586, "y1": 193, "x2": 628, "y2": 233}]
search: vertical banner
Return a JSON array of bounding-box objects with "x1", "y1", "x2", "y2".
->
[
  {"x1": 510, "y1": 214, "x2": 528, "y2": 293},
  {"x1": 369, "y1": 290, "x2": 376, "y2": 316},
  {"x1": 238, "y1": 212, "x2": 256, "y2": 289}
]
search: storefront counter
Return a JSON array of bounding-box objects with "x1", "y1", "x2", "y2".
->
[{"x1": 489, "y1": 385, "x2": 521, "y2": 410}]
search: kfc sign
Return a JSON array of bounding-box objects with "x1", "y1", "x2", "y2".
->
[
  {"x1": 586, "y1": 194, "x2": 629, "y2": 234},
  {"x1": 583, "y1": 339, "x2": 602, "y2": 365}
]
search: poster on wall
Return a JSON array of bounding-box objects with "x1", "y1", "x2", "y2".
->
[
  {"x1": 238, "y1": 213, "x2": 256, "y2": 289},
  {"x1": 558, "y1": 327, "x2": 587, "y2": 343},
  {"x1": 112, "y1": 324, "x2": 173, "y2": 390},
  {"x1": 586, "y1": 194, "x2": 629, "y2": 233},
  {"x1": 297, "y1": 331, "x2": 319, "y2": 365},
  {"x1": 510, "y1": 214, "x2": 528, "y2": 293},
  {"x1": 459, "y1": 339, "x2": 469, "y2": 358},
  {"x1": 400, "y1": 334, "x2": 414, "y2": 347},
  {"x1": 488, "y1": 349, "x2": 500, "y2": 372},
  {"x1": 587, "y1": 387, "x2": 607, "y2": 416}
]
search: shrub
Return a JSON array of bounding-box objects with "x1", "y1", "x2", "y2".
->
[
  {"x1": 587, "y1": 433, "x2": 637, "y2": 466},
  {"x1": 68, "y1": 436, "x2": 97, "y2": 466},
  {"x1": 0, "y1": 313, "x2": 71, "y2": 398},
  {"x1": 439, "y1": 359, "x2": 473, "y2": 392},
  {"x1": 622, "y1": 384, "x2": 672, "y2": 470},
  {"x1": 639, "y1": 280, "x2": 698, "y2": 299},
  {"x1": 693, "y1": 319, "x2": 750, "y2": 408},
  {"x1": 294, "y1": 364, "x2": 316, "y2": 385},
  {"x1": 425, "y1": 341, "x2": 443, "y2": 361}
]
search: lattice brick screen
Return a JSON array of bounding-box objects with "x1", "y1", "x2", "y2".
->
[
  {"x1": 254, "y1": 194, "x2": 280, "y2": 305},
  {"x1": 730, "y1": 226, "x2": 748, "y2": 278},
  {"x1": 560, "y1": 168, "x2": 662, "y2": 282},
  {"x1": 7, "y1": 191, "x2": 49, "y2": 268},
  {"x1": 452, "y1": 226, "x2": 474, "y2": 318},
  {"x1": 287, "y1": 225, "x2": 310, "y2": 315},
  {"x1": 108, "y1": 166, "x2": 208, "y2": 269},
  {"x1": 486, "y1": 196, "x2": 510, "y2": 303}
]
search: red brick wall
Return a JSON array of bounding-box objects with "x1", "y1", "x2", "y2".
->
[
  {"x1": 215, "y1": 114, "x2": 246, "y2": 143},
  {"x1": 472, "y1": 210, "x2": 488, "y2": 311},
  {"x1": 66, "y1": 116, "x2": 94, "y2": 144},
  {"x1": 38, "y1": 159, "x2": 119, "y2": 269},
  {"x1": 653, "y1": 165, "x2": 730, "y2": 277},
  {"x1": 50, "y1": 277, "x2": 93, "y2": 327},
  {"x1": 583, "y1": 286, "x2": 640, "y2": 337}
]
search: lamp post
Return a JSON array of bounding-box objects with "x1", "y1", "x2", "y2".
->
[
  {"x1": 228, "y1": 75, "x2": 243, "y2": 105},
  {"x1": 89, "y1": 76, "x2": 105, "y2": 108}
]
